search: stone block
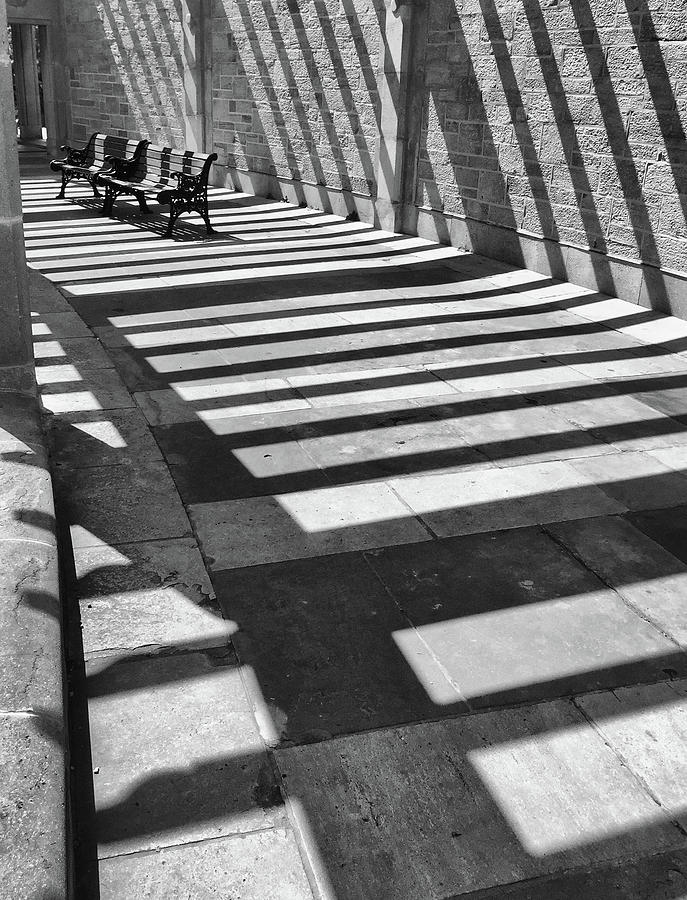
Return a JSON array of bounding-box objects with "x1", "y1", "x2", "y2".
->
[
  {"x1": 98, "y1": 828, "x2": 314, "y2": 899},
  {"x1": 275, "y1": 702, "x2": 684, "y2": 898},
  {"x1": 87, "y1": 650, "x2": 286, "y2": 856}
]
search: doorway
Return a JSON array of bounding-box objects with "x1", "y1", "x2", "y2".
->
[{"x1": 8, "y1": 21, "x2": 60, "y2": 158}]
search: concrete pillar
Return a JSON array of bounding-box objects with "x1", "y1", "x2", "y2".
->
[
  {"x1": 181, "y1": 0, "x2": 212, "y2": 152},
  {"x1": 373, "y1": 0, "x2": 428, "y2": 234},
  {"x1": 11, "y1": 23, "x2": 43, "y2": 141},
  {"x1": 0, "y1": 6, "x2": 35, "y2": 394}
]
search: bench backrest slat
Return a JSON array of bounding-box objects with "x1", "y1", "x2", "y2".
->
[
  {"x1": 86, "y1": 133, "x2": 143, "y2": 166},
  {"x1": 131, "y1": 144, "x2": 215, "y2": 184}
]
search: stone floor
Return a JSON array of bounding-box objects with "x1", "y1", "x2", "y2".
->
[{"x1": 20, "y1": 163, "x2": 687, "y2": 898}]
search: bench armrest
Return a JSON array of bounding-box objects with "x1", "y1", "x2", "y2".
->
[
  {"x1": 102, "y1": 155, "x2": 138, "y2": 179},
  {"x1": 58, "y1": 144, "x2": 88, "y2": 166}
]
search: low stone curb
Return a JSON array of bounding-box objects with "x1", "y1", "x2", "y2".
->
[{"x1": 0, "y1": 388, "x2": 68, "y2": 900}]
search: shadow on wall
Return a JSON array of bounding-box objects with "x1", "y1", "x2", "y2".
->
[
  {"x1": 63, "y1": 0, "x2": 186, "y2": 146},
  {"x1": 416, "y1": 0, "x2": 687, "y2": 304},
  {"x1": 211, "y1": 0, "x2": 384, "y2": 201}
]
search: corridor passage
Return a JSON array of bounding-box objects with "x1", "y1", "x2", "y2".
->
[{"x1": 22, "y1": 166, "x2": 687, "y2": 898}]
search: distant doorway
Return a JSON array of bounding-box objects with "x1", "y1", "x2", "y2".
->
[{"x1": 9, "y1": 23, "x2": 49, "y2": 148}]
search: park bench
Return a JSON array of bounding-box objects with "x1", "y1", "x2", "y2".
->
[
  {"x1": 96, "y1": 144, "x2": 218, "y2": 238},
  {"x1": 50, "y1": 133, "x2": 147, "y2": 200}
]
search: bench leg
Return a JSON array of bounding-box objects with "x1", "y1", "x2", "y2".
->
[
  {"x1": 55, "y1": 172, "x2": 68, "y2": 200},
  {"x1": 164, "y1": 212, "x2": 179, "y2": 239},
  {"x1": 90, "y1": 180, "x2": 102, "y2": 199},
  {"x1": 103, "y1": 185, "x2": 116, "y2": 216},
  {"x1": 201, "y1": 210, "x2": 216, "y2": 236},
  {"x1": 137, "y1": 193, "x2": 151, "y2": 214}
]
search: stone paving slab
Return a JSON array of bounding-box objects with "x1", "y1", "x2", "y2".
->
[
  {"x1": 47, "y1": 407, "x2": 163, "y2": 469},
  {"x1": 38, "y1": 365, "x2": 136, "y2": 414},
  {"x1": 98, "y1": 829, "x2": 314, "y2": 900},
  {"x1": 576, "y1": 680, "x2": 687, "y2": 830},
  {"x1": 428, "y1": 395, "x2": 612, "y2": 466},
  {"x1": 459, "y1": 847, "x2": 687, "y2": 898},
  {"x1": 74, "y1": 538, "x2": 229, "y2": 656},
  {"x1": 190, "y1": 484, "x2": 431, "y2": 570},
  {"x1": 212, "y1": 552, "x2": 463, "y2": 744},
  {"x1": 32, "y1": 309, "x2": 94, "y2": 339},
  {"x1": 627, "y1": 505, "x2": 687, "y2": 567},
  {"x1": 275, "y1": 700, "x2": 685, "y2": 900},
  {"x1": 152, "y1": 420, "x2": 331, "y2": 503},
  {"x1": 135, "y1": 384, "x2": 311, "y2": 427},
  {"x1": 365, "y1": 527, "x2": 683, "y2": 708},
  {"x1": 533, "y1": 383, "x2": 687, "y2": 451},
  {"x1": 53, "y1": 460, "x2": 192, "y2": 549},
  {"x1": 0, "y1": 389, "x2": 45, "y2": 451},
  {"x1": 548, "y1": 516, "x2": 687, "y2": 647},
  {"x1": 87, "y1": 650, "x2": 286, "y2": 857},
  {"x1": 293, "y1": 403, "x2": 493, "y2": 483},
  {"x1": 388, "y1": 461, "x2": 625, "y2": 536},
  {"x1": 568, "y1": 450, "x2": 687, "y2": 511},
  {"x1": 428, "y1": 356, "x2": 594, "y2": 392},
  {"x1": 33, "y1": 335, "x2": 114, "y2": 370},
  {"x1": 633, "y1": 380, "x2": 687, "y2": 421},
  {"x1": 288, "y1": 366, "x2": 455, "y2": 407}
]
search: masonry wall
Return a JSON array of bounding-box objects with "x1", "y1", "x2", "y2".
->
[
  {"x1": 210, "y1": 0, "x2": 384, "y2": 198},
  {"x1": 63, "y1": 0, "x2": 185, "y2": 147},
  {"x1": 414, "y1": 0, "x2": 687, "y2": 298}
]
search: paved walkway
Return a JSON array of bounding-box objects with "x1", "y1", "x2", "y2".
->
[{"x1": 21, "y1": 164, "x2": 687, "y2": 898}]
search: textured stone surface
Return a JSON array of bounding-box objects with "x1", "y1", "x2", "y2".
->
[
  {"x1": 48, "y1": 407, "x2": 163, "y2": 469},
  {"x1": 213, "y1": 552, "x2": 462, "y2": 744},
  {"x1": 0, "y1": 719, "x2": 67, "y2": 900},
  {"x1": 628, "y1": 505, "x2": 687, "y2": 567},
  {"x1": 388, "y1": 460, "x2": 625, "y2": 536},
  {"x1": 548, "y1": 516, "x2": 687, "y2": 646},
  {"x1": 366, "y1": 527, "x2": 683, "y2": 707},
  {"x1": 189, "y1": 484, "x2": 430, "y2": 570},
  {"x1": 0, "y1": 540, "x2": 62, "y2": 715},
  {"x1": 88, "y1": 651, "x2": 285, "y2": 857},
  {"x1": 38, "y1": 366, "x2": 135, "y2": 414},
  {"x1": 276, "y1": 702, "x2": 684, "y2": 899},
  {"x1": 53, "y1": 460, "x2": 192, "y2": 549},
  {"x1": 74, "y1": 538, "x2": 229, "y2": 656},
  {"x1": 153, "y1": 419, "x2": 331, "y2": 503},
  {"x1": 576, "y1": 680, "x2": 687, "y2": 830},
  {"x1": 464, "y1": 847, "x2": 687, "y2": 898},
  {"x1": 0, "y1": 452, "x2": 56, "y2": 545},
  {"x1": 98, "y1": 829, "x2": 314, "y2": 900}
]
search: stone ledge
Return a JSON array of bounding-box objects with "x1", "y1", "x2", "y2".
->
[{"x1": 0, "y1": 389, "x2": 67, "y2": 900}]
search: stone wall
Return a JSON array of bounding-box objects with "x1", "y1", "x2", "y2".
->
[
  {"x1": 63, "y1": 0, "x2": 186, "y2": 146},
  {"x1": 211, "y1": 0, "x2": 384, "y2": 198},
  {"x1": 415, "y1": 0, "x2": 687, "y2": 295}
]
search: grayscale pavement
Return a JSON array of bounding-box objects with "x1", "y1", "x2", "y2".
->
[{"x1": 19, "y1": 159, "x2": 687, "y2": 898}]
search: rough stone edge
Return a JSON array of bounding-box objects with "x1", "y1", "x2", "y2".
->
[{"x1": 0, "y1": 381, "x2": 69, "y2": 899}]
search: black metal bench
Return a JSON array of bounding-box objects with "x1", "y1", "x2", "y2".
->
[
  {"x1": 97, "y1": 144, "x2": 218, "y2": 238},
  {"x1": 49, "y1": 133, "x2": 147, "y2": 200}
]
